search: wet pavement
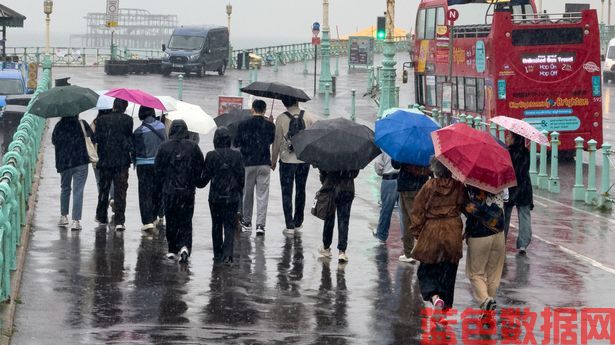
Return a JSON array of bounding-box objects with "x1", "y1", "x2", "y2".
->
[{"x1": 9, "y1": 59, "x2": 615, "y2": 344}]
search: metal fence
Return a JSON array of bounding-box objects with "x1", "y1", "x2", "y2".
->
[{"x1": 0, "y1": 61, "x2": 50, "y2": 301}]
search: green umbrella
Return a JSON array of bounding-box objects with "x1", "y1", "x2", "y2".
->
[{"x1": 29, "y1": 85, "x2": 99, "y2": 118}]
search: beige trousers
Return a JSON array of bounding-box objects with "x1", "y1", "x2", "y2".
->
[{"x1": 466, "y1": 231, "x2": 506, "y2": 305}]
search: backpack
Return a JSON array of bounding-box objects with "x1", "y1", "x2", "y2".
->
[
  {"x1": 215, "y1": 151, "x2": 239, "y2": 200},
  {"x1": 284, "y1": 110, "x2": 306, "y2": 152}
]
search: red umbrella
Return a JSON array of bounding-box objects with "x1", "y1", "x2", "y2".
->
[
  {"x1": 432, "y1": 123, "x2": 517, "y2": 194},
  {"x1": 105, "y1": 88, "x2": 166, "y2": 111}
]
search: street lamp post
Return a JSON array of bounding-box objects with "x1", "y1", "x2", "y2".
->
[
  {"x1": 318, "y1": 0, "x2": 332, "y2": 94},
  {"x1": 226, "y1": 3, "x2": 233, "y2": 68},
  {"x1": 44, "y1": 0, "x2": 53, "y2": 55},
  {"x1": 378, "y1": 0, "x2": 397, "y2": 118}
]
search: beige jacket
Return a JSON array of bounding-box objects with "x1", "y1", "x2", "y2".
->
[{"x1": 271, "y1": 105, "x2": 315, "y2": 164}]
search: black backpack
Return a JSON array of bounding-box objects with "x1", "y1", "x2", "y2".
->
[
  {"x1": 284, "y1": 110, "x2": 306, "y2": 152},
  {"x1": 215, "y1": 151, "x2": 238, "y2": 199}
]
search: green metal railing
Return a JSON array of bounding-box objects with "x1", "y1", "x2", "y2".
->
[
  {"x1": 4, "y1": 47, "x2": 163, "y2": 67},
  {"x1": 0, "y1": 58, "x2": 51, "y2": 301}
]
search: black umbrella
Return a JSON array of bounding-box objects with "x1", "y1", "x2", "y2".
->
[
  {"x1": 214, "y1": 109, "x2": 252, "y2": 138},
  {"x1": 29, "y1": 85, "x2": 99, "y2": 118},
  {"x1": 240, "y1": 81, "x2": 311, "y2": 103},
  {"x1": 292, "y1": 118, "x2": 381, "y2": 171}
]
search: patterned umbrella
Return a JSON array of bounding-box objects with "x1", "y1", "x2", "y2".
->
[{"x1": 490, "y1": 116, "x2": 549, "y2": 146}]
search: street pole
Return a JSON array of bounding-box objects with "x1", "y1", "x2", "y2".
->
[
  {"x1": 44, "y1": 0, "x2": 53, "y2": 55},
  {"x1": 318, "y1": 0, "x2": 333, "y2": 94},
  {"x1": 610, "y1": 0, "x2": 612, "y2": 25},
  {"x1": 226, "y1": 3, "x2": 233, "y2": 68},
  {"x1": 378, "y1": 0, "x2": 397, "y2": 118},
  {"x1": 601, "y1": 0, "x2": 605, "y2": 23},
  {"x1": 314, "y1": 45, "x2": 318, "y2": 97},
  {"x1": 537, "y1": 0, "x2": 542, "y2": 14}
]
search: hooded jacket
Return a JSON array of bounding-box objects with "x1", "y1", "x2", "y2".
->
[
  {"x1": 51, "y1": 117, "x2": 92, "y2": 173},
  {"x1": 203, "y1": 127, "x2": 245, "y2": 204},
  {"x1": 133, "y1": 116, "x2": 167, "y2": 165},
  {"x1": 93, "y1": 111, "x2": 134, "y2": 169},
  {"x1": 409, "y1": 177, "x2": 465, "y2": 264},
  {"x1": 154, "y1": 120, "x2": 206, "y2": 196}
]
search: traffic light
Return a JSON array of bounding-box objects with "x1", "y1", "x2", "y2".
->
[{"x1": 376, "y1": 16, "x2": 386, "y2": 40}]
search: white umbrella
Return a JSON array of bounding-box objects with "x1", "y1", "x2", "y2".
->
[{"x1": 166, "y1": 101, "x2": 216, "y2": 134}]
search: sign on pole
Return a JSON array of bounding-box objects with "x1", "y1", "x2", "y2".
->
[{"x1": 106, "y1": 0, "x2": 119, "y2": 27}]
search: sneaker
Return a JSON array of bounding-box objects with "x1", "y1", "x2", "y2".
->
[
  {"x1": 256, "y1": 225, "x2": 265, "y2": 236},
  {"x1": 338, "y1": 251, "x2": 349, "y2": 262},
  {"x1": 222, "y1": 256, "x2": 233, "y2": 265},
  {"x1": 156, "y1": 217, "x2": 165, "y2": 227},
  {"x1": 166, "y1": 253, "x2": 177, "y2": 260},
  {"x1": 319, "y1": 246, "x2": 332, "y2": 258},
  {"x1": 58, "y1": 215, "x2": 69, "y2": 226},
  {"x1": 284, "y1": 228, "x2": 295, "y2": 235},
  {"x1": 399, "y1": 255, "x2": 417, "y2": 264},
  {"x1": 518, "y1": 247, "x2": 527, "y2": 255},
  {"x1": 241, "y1": 220, "x2": 252, "y2": 232},
  {"x1": 432, "y1": 297, "x2": 447, "y2": 324},
  {"x1": 433, "y1": 297, "x2": 445, "y2": 310},
  {"x1": 179, "y1": 246, "x2": 189, "y2": 263},
  {"x1": 295, "y1": 224, "x2": 303, "y2": 231},
  {"x1": 141, "y1": 223, "x2": 155, "y2": 232},
  {"x1": 115, "y1": 224, "x2": 125, "y2": 232},
  {"x1": 70, "y1": 220, "x2": 82, "y2": 231},
  {"x1": 371, "y1": 229, "x2": 378, "y2": 237},
  {"x1": 109, "y1": 199, "x2": 115, "y2": 210}
]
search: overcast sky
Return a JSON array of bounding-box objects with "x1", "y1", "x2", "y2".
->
[{"x1": 1, "y1": 0, "x2": 608, "y2": 47}]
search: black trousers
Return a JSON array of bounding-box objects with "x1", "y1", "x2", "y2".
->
[
  {"x1": 323, "y1": 191, "x2": 354, "y2": 252},
  {"x1": 164, "y1": 192, "x2": 195, "y2": 255},
  {"x1": 96, "y1": 166, "x2": 129, "y2": 225},
  {"x1": 137, "y1": 165, "x2": 162, "y2": 225},
  {"x1": 210, "y1": 201, "x2": 238, "y2": 261},
  {"x1": 279, "y1": 162, "x2": 310, "y2": 229},
  {"x1": 417, "y1": 261, "x2": 459, "y2": 309}
]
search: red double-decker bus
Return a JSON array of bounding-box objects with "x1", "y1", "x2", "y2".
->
[{"x1": 410, "y1": 0, "x2": 603, "y2": 150}]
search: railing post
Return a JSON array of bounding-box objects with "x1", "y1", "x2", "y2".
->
[
  {"x1": 498, "y1": 125, "x2": 506, "y2": 142},
  {"x1": 548, "y1": 132, "x2": 560, "y2": 193},
  {"x1": 177, "y1": 74, "x2": 184, "y2": 101},
  {"x1": 434, "y1": 110, "x2": 441, "y2": 126},
  {"x1": 324, "y1": 83, "x2": 331, "y2": 116},
  {"x1": 459, "y1": 114, "x2": 466, "y2": 124},
  {"x1": 530, "y1": 141, "x2": 538, "y2": 186},
  {"x1": 273, "y1": 53, "x2": 279, "y2": 73},
  {"x1": 238, "y1": 79, "x2": 243, "y2": 97},
  {"x1": 351, "y1": 89, "x2": 356, "y2": 121},
  {"x1": 490, "y1": 122, "x2": 497, "y2": 137},
  {"x1": 599, "y1": 143, "x2": 612, "y2": 209},
  {"x1": 538, "y1": 130, "x2": 549, "y2": 190},
  {"x1": 367, "y1": 66, "x2": 374, "y2": 94},
  {"x1": 586, "y1": 139, "x2": 599, "y2": 204},
  {"x1": 395, "y1": 86, "x2": 400, "y2": 108},
  {"x1": 335, "y1": 52, "x2": 340, "y2": 77},
  {"x1": 572, "y1": 137, "x2": 585, "y2": 201},
  {"x1": 473, "y1": 116, "x2": 481, "y2": 129}
]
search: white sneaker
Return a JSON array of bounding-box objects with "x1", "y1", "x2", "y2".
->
[
  {"x1": 154, "y1": 217, "x2": 165, "y2": 227},
  {"x1": 141, "y1": 223, "x2": 155, "y2": 232},
  {"x1": 115, "y1": 224, "x2": 125, "y2": 232},
  {"x1": 255, "y1": 225, "x2": 265, "y2": 236},
  {"x1": 284, "y1": 228, "x2": 295, "y2": 235},
  {"x1": 179, "y1": 246, "x2": 189, "y2": 263},
  {"x1": 295, "y1": 224, "x2": 303, "y2": 231},
  {"x1": 338, "y1": 251, "x2": 349, "y2": 262},
  {"x1": 166, "y1": 253, "x2": 177, "y2": 260},
  {"x1": 70, "y1": 220, "x2": 82, "y2": 231},
  {"x1": 399, "y1": 255, "x2": 417, "y2": 264},
  {"x1": 58, "y1": 215, "x2": 69, "y2": 226},
  {"x1": 319, "y1": 246, "x2": 332, "y2": 258}
]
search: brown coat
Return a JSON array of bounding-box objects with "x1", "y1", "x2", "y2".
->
[{"x1": 409, "y1": 177, "x2": 465, "y2": 264}]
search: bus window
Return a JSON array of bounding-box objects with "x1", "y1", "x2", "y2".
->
[
  {"x1": 416, "y1": 9, "x2": 426, "y2": 40},
  {"x1": 436, "y1": 7, "x2": 445, "y2": 27},
  {"x1": 477, "y1": 79, "x2": 485, "y2": 113},
  {"x1": 425, "y1": 8, "x2": 436, "y2": 40},
  {"x1": 465, "y1": 78, "x2": 477, "y2": 113},
  {"x1": 457, "y1": 77, "x2": 465, "y2": 111},
  {"x1": 426, "y1": 75, "x2": 436, "y2": 106}
]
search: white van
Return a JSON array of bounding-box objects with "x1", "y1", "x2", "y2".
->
[{"x1": 603, "y1": 38, "x2": 615, "y2": 82}]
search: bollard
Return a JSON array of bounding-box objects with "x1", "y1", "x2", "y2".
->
[
  {"x1": 177, "y1": 74, "x2": 184, "y2": 101},
  {"x1": 572, "y1": 137, "x2": 585, "y2": 201},
  {"x1": 351, "y1": 89, "x2": 356, "y2": 121},
  {"x1": 367, "y1": 66, "x2": 374, "y2": 93},
  {"x1": 473, "y1": 116, "x2": 482, "y2": 129},
  {"x1": 498, "y1": 125, "x2": 506, "y2": 142},
  {"x1": 303, "y1": 53, "x2": 308, "y2": 75},
  {"x1": 395, "y1": 86, "x2": 400, "y2": 107},
  {"x1": 529, "y1": 141, "x2": 538, "y2": 186},
  {"x1": 490, "y1": 122, "x2": 497, "y2": 137},
  {"x1": 324, "y1": 83, "x2": 331, "y2": 116},
  {"x1": 459, "y1": 114, "x2": 466, "y2": 124},
  {"x1": 238, "y1": 79, "x2": 243, "y2": 97},
  {"x1": 273, "y1": 54, "x2": 279, "y2": 73},
  {"x1": 548, "y1": 132, "x2": 560, "y2": 193},
  {"x1": 599, "y1": 143, "x2": 612, "y2": 209},
  {"x1": 434, "y1": 111, "x2": 441, "y2": 127},
  {"x1": 537, "y1": 130, "x2": 549, "y2": 190},
  {"x1": 335, "y1": 53, "x2": 340, "y2": 77},
  {"x1": 586, "y1": 139, "x2": 599, "y2": 204}
]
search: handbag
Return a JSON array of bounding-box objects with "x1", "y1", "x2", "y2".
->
[
  {"x1": 311, "y1": 187, "x2": 335, "y2": 220},
  {"x1": 79, "y1": 120, "x2": 98, "y2": 164}
]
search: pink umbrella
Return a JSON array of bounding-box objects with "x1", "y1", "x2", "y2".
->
[
  {"x1": 105, "y1": 88, "x2": 167, "y2": 111},
  {"x1": 490, "y1": 116, "x2": 550, "y2": 146}
]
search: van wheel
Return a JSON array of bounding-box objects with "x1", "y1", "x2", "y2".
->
[
  {"x1": 196, "y1": 65, "x2": 204, "y2": 78},
  {"x1": 218, "y1": 62, "x2": 227, "y2": 76}
]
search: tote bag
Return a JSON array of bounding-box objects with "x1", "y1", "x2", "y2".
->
[{"x1": 79, "y1": 120, "x2": 98, "y2": 164}]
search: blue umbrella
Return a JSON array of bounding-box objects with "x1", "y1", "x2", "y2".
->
[{"x1": 375, "y1": 108, "x2": 440, "y2": 166}]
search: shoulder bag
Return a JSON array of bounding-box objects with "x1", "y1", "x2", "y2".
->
[{"x1": 79, "y1": 120, "x2": 98, "y2": 164}]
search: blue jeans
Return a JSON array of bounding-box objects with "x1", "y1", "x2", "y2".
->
[
  {"x1": 376, "y1": 179, "x2": 399, "y2": 241},
  {"x1": 504, "y1": 204, "x2": 532, "y2": 249},
  {"x1": 60, "y1": 164, "x2": 89, "y2": 221}
]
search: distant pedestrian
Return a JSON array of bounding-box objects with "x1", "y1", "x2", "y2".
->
[
  {"x1": 91, "y1": 109, "x2": 115, "y2": 202},
  {"x1": 93, "y1": 98, "x2": 134, "y2": 231},
  {"x1": 203, "y1": 127, "x2": 245, "y2": 264},
  {"x1": 154, "y1": 120, "x2": 206, "y2": 263},
  {"x1": 271, "y1": 96, "x2": 315, "y2": 234},
  {"x1": 410, "y1": 158, "x2": 465, "y2": 317},
  {"x1": 133, "y1": 106, "x2": 167, "y2": 232},
  {"x1": 373, "y1": 152, "x2": 400, "y2": 243},
  {"x1": 504, "y1": 132, "x2": 533, "y2": 255},
  {"x1": 234, "y1": 100, "x2": 275, "y2": 235},
  {"x1": 463, "y1": 186, "x2": 506, "y2": 314},
  {"x1": 392, "y1": 160, "x2": 431, "y2": 263},
  {"x1": 51, "y1": 115, "x2": 92, "y2": 231},
  {"x1": 317, "y1": 169, "x2": 359, "y2": 262}
]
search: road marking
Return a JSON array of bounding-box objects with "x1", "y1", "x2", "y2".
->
[
  {"x1": 533, "y1": 200, "x2": 548, "y2": 208},
  {"x1": 534, "y1": 195, "x2": 615, "y2": 226}
]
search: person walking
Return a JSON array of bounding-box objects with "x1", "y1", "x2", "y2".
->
[
  {"x1": 410, "y1": 158, "x2": 465, "y2": 317},
  {"x1": 154, "y1": 120, "x2": 206, "y2": 263},
  {"x1": 463, "y1": 186, "x2": 506, "y2": 314},
  {"x1": 91, "y1": 108, "x2": 115, "y2": 203},
  {"x1": 133, "y1": 106, "x2": 167, "y2": 232},
  {"x1": 203, "y1": 127, "x2": 245, "y2": 264},
  {"x1": 392, "y1": 160, "x2": 431, "y2": 263},
  {"x1": 317, "y1": 169, "x2": 359, "y2": 262},
  {"x1": 234, "y1": 100, "x2": 275, "y2": 235},
  {"x1": 271, "y1": 97, "x2": 315, "y2": 234},
  {"x1": 373, "y1": 152, "x2": 400, "y2": 243},
  {"x1": 51, "y1": 115, "x2": 92, "y2": 230},
  {"x1": 504, "y1": 132, "x2": 533, "y2": 255}
]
